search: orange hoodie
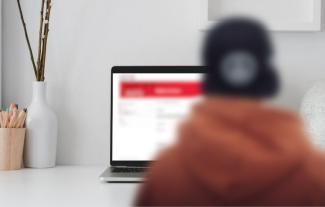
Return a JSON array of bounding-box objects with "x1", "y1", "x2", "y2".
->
[{"x1": 135, "y1": 97, "x2": 325, "y2": 206}]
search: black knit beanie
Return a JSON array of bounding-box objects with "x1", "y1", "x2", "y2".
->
[{"x1": 202, "y1": 18, "x2": 279, "y2": 98}]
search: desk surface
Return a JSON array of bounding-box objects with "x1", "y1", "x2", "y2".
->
[{"x1": 0, "y1": 166, "x2": 139, "y2": 207}]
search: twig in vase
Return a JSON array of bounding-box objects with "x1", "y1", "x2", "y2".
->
[
  {"x1": 17, "y1": 0, "x2": 53, "y2": 81},
  {"x1": 16, "y1": 0, "x2": 37, "y2": 77},
  {"x1": 36, "y1": 0, "x2": 46, "y2": 81},
  {"x1": 39, "y1": 0, "x2": 52, "y2": 81}
]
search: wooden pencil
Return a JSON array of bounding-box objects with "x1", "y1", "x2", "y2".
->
[
  {"x1": 3, "y1": 112, "x2": 9, "y2": 128},
  {"x1": 15, "y1": 110, "x2": 25, "y2": 128},
  {"x1": 20, "y1": 112, "x2": 27, "y2": 128},
  {"x1": 0, "y1": 111, "x2": 3, "y2": 128},
  {"x1": 9, "y1": 110, "x2": 18, "y2": 128}
]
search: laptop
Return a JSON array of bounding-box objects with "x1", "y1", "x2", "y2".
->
[{"x1": 100, "y1": 66, "x2": 205, "y2": 182}]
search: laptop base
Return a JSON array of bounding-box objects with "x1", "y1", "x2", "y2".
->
[{"x1": 99, "y1": 167, "x2": 146, "y2": 183}]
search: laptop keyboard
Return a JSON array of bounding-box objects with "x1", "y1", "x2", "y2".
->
[{"x1": 111, "y1": 167, "x2": 145, "y2": 173}]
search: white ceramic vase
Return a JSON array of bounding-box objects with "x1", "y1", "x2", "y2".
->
[{"x1": 24, "y1": 81, "x2": 58, "y2": 168}]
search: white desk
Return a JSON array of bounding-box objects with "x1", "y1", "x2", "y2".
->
[{"x1": 0, "y1": 166, "x2": 139, "y2": 207}]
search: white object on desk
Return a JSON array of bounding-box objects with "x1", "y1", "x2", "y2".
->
[
  {"x1": 0, "y1": 166, "x2": 138, "y2": 207},
  {"x1": 25, "y1": 82, "x2": 58, "y2": 168}
]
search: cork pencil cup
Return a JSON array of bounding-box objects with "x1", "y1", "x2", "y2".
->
[{"x1": 0, "y1": 128, "x2": 26, "y2": 170}]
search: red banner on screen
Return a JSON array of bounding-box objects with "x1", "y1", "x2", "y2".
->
[{"x1": 120, "y1": 82, "x2": 202, "y2": 98}]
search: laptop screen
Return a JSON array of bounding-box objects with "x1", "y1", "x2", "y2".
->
[{"x1": 111, "y1": 70, "x2": 203, "y2": 162}]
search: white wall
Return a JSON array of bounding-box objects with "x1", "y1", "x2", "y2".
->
[{"x1": 2, "y1": 0, "x2": 325, "y2": 165}]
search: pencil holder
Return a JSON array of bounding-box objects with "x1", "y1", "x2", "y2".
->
[{"x1": 0, "y1": 128, "x2": 26, "y2": 170}]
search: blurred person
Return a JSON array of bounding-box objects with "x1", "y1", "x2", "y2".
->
[{"x1": 135, "y1": 18, "x2": 325, "y2": 206}]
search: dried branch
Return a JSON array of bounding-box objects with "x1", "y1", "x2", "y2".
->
[
  {"x1": 39, "y1": 0, "x2": 52, "y2": 81},
  {"x1": 36, "y1": 0, "x2": 46, "y2": 81},
  {"x1": 17, "y1": 0, "x2": 37, "y2": 78}
]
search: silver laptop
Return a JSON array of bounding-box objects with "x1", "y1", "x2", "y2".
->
[{"x1": 100, "y1": 66, "x2": 204, "y2": 182}]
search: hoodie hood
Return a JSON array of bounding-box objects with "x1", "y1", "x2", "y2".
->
[{"x1": 177, "y1": 97, "x2": 312, "y2": 201}]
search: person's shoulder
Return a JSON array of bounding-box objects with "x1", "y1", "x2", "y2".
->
[
  {"x1": 135, "y1": 146, "x2": 184, "y2": 206},
  {"x1": 252, "y1": 104, "x2": 303, "y2": 127},
  {"x1": 146, "y1": 146, "x2": 182, "y2": 178},
  {"x1": 300, "y1": 150, "x2": 325, "y2": 202},
  {"x1": 305, "y1": 150, "x2": 325, "y2": 181}
]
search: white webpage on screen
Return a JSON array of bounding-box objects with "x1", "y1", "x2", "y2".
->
[{"x1": 112, "y1": 73, "x2": 202, "y2": 161}]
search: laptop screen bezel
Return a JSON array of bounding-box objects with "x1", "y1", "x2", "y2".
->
[{"x1": 110, "y1": 66, "x2": 206, "y2": 167}]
